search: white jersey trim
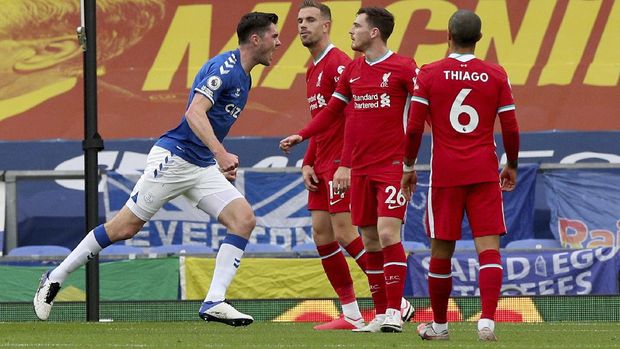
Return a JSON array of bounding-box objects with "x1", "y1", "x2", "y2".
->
[
  {"x1": 403, "y1": 93, "x2": 411, "y2": 132},
  {"x1": 448, "y1": 53, "x2": 476, "y2": 62},
  {"x1": 411, "y1": 96, "x2": 429, "y2": 105},
  {"x1": 314, "y1": 44, "x2": 335, "y2": 65},
  {"x1": 498, "y1": 104, "x2": 516, "y2": 113},
  {"x1": 333, "y1": 92, "x2": 350, "y2": 103},
  {"x1": 366, "y1": 50, "x2": 394, "y2": 66},
  {"x1": 194, "y1": 88, "x2": 215, "y2": 105}
]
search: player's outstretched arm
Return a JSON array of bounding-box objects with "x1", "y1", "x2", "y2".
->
[{"x1": 279, "y1": 135, "x2": 303, "y2": 153}]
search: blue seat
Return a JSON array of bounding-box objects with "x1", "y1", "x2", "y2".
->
[
  {"x1": 8, "y1": 245, "x2": 71, "y2": 257},
  {"x1": 244, "y1": 243, "x2": 286, "y2": 253},
  {"x1": 292, "y1": 242, "x2": 317, "y2": 253},
  {"x1": 455, "y1": 239, "x2": 476, "y2": 250},
  {"x1": 100, "y1": 244, "x2": 145, "y2": 256},
  {"x1": 149, "y1": 244, "x2": 214, "y2": 255},
  {"x1": 505, "y1": 239, "x2": 562, "y2": 250},
  {"x1": 402, "y1": 241, "x2": 428, "y2": 252}
]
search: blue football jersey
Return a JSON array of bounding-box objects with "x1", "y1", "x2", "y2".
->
[{"x1": 155, "y1": 49, "x2": 251, "y2": 167}]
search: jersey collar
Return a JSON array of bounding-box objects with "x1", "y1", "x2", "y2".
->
[
  {"x1": 448, "y1": 53, "x2": 476, "y2": 62},
  {"x1": 314, "y1": 44, "x2": 335, "y2": 65},
  {"x1": 365, "y1": 50, "x2": 393, "y2": 66}
]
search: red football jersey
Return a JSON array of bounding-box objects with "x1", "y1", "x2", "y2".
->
[
  {"x1": 304, "y1": 45, "x2": 351, "y2": 174},
  {"x1": 410, "y1": 53, "x2": 516, "y2": 186},
  {"x1": 333, "y1": 51, "x2": 418, "y2": 174}
]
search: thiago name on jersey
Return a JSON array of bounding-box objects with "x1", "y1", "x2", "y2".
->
[{"x1": 443, "y1": 70, "x2": 489, "y2": 82}]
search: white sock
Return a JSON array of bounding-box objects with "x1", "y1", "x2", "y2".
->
[
  {"x1": 48, "y1": 231, "x2": 102, "y2": 284},
  {"x1": 478, "y1": 318, "x2": 495, "y2": 331},
  {"x1": 204, "y1": 242, "x2": 244, "y2": 302},
  {"x1": 342, "y1": 301, "x2": 363, "y2": 320},
  {"x1": 433, "y1": 321, "x2": 448, "y2": 333}
]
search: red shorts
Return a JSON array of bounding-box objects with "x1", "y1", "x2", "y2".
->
[
  {"x1": 425, "y1": 182, "x2": 506, "y2": 240},
  {"x1": 350, "y1": 172, "x2": 407, "y2": 227},
  {"x1": 307, "y1": 170, "x2": 350, "y2": 213}
]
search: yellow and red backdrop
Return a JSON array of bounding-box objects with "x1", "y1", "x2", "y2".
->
[{"x1": 0, "y1": 0, "x2": 618, "y2": 141}]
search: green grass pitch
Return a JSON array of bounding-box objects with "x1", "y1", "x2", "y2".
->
[{"x1": 1, "y1": 322, "x2": 619, "y2": 348}]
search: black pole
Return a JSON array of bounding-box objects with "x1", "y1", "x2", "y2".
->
[{"x1": 80, "y1": 0, "x2": 103, "y2": 322}]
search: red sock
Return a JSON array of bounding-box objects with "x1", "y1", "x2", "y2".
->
[
  {"x1": 429, "y1": 257, "x2": 452, "y2": 324},
  {"x1": 343, "y1": 236, "x2": 367, "y2": 273},
  {"x1": 478, "y1": 249, "x2": 503, "y2": 320},
  {"x1": 366, "y1": 250, "x2": 387, "y2": 315},
  {"x1": 317, "y1": 241, "x2": 356, "y2": 304},
  {"x1": 382, "y1": 242, "x2": 407, "y2": 310}
]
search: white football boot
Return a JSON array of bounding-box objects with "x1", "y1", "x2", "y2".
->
[
  {"x1": 352, "y1": 314, "x2": 386, "y2": 333},
  {"x1": 380, "y1": 308, "x2": 403, "y2": 333},
  {"x1": 33, "y1": 270, "x2": 61, "y2": 321},
  {"x1": 199, "y1": 300, "x2": 253, "y2": 327}
]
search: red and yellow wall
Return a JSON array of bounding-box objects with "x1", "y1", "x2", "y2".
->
[{"x1": 0, "y1": 0, "x2": 618, "y2": 140}]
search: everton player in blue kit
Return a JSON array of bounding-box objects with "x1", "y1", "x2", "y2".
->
[{"x1": 34, "y1": 12, "x2": 281, "y2": 326}]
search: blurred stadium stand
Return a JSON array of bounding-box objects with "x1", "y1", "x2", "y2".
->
[
  {"x1": 148, "y1": 244, "x2": 214, "y2": 255},
  {"x1": 8, "y1": 245, "x2": 71, "y2": 257},
  {"x1": 505, "y1": 238, "x2": 563, "y2": 250}
]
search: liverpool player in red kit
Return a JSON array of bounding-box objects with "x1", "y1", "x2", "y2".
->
[
  {"x1": 400, "y1": 9, "x2": 520, "y2": 341},
  {"x1": 297, "y1": 0, "x2": 364, "y2": 331},
  {"x1": 281, "y1": 7, "x2": 418, "y2": 333}
]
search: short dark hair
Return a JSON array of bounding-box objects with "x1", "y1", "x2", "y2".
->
[
  {"x1": 448, "y1": 9, "x2": 482, "y2": 47},
  {"x1": 357, "y1": 7, "x2": 394, "y2": 42},
  {"x1": 237, "y1": 12, "x2": 279, "y2": 44},
  {"x1": 299, "y1": 0, "x2": 331, "y2": 21}
]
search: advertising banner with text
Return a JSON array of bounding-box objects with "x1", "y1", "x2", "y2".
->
[
  {"x1": 544, "y1": 169, "x2": 620, "y2": 249},
  {"x1": 407, "y1": 247, "x2": 620, "y2": 296},
  {"x1": 0, "y1": 0, "x2": 618, "y2": 141}
]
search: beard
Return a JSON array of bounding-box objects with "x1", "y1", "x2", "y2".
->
[{"x1": 300, "y1": 35, "x2": 319, "y2": 48}]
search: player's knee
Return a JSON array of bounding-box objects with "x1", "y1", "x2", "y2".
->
[
  {"x1": 312, "y1": 229, "x2": 336, "y2": 246},
  {"x1": 311, "y1": 224, "x2": 332, "y2": 238},
  {"x1": 333, "y1": 226, "x2": 358, "y2": 245},
  {"x1": 228, "y1": 210, "x2": 256, "y2": 235},
  {"x1": 377, "y1": 229, "x2": 399, "y2": 247}
]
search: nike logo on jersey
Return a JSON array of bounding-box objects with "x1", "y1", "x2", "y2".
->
[
  {"x1": 329, "y1": 198, "x2": 343, "y2": 206},
  {"x1": 387, "y1": 203, "x2": 404, "y2": 210},
  {"x1": 349, "y1": 77, "x2": 361, "y2": 83}
]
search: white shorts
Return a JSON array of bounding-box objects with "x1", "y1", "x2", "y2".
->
[{"x1": 126, "y1": 146, "x2": 243, "y2": 221}]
